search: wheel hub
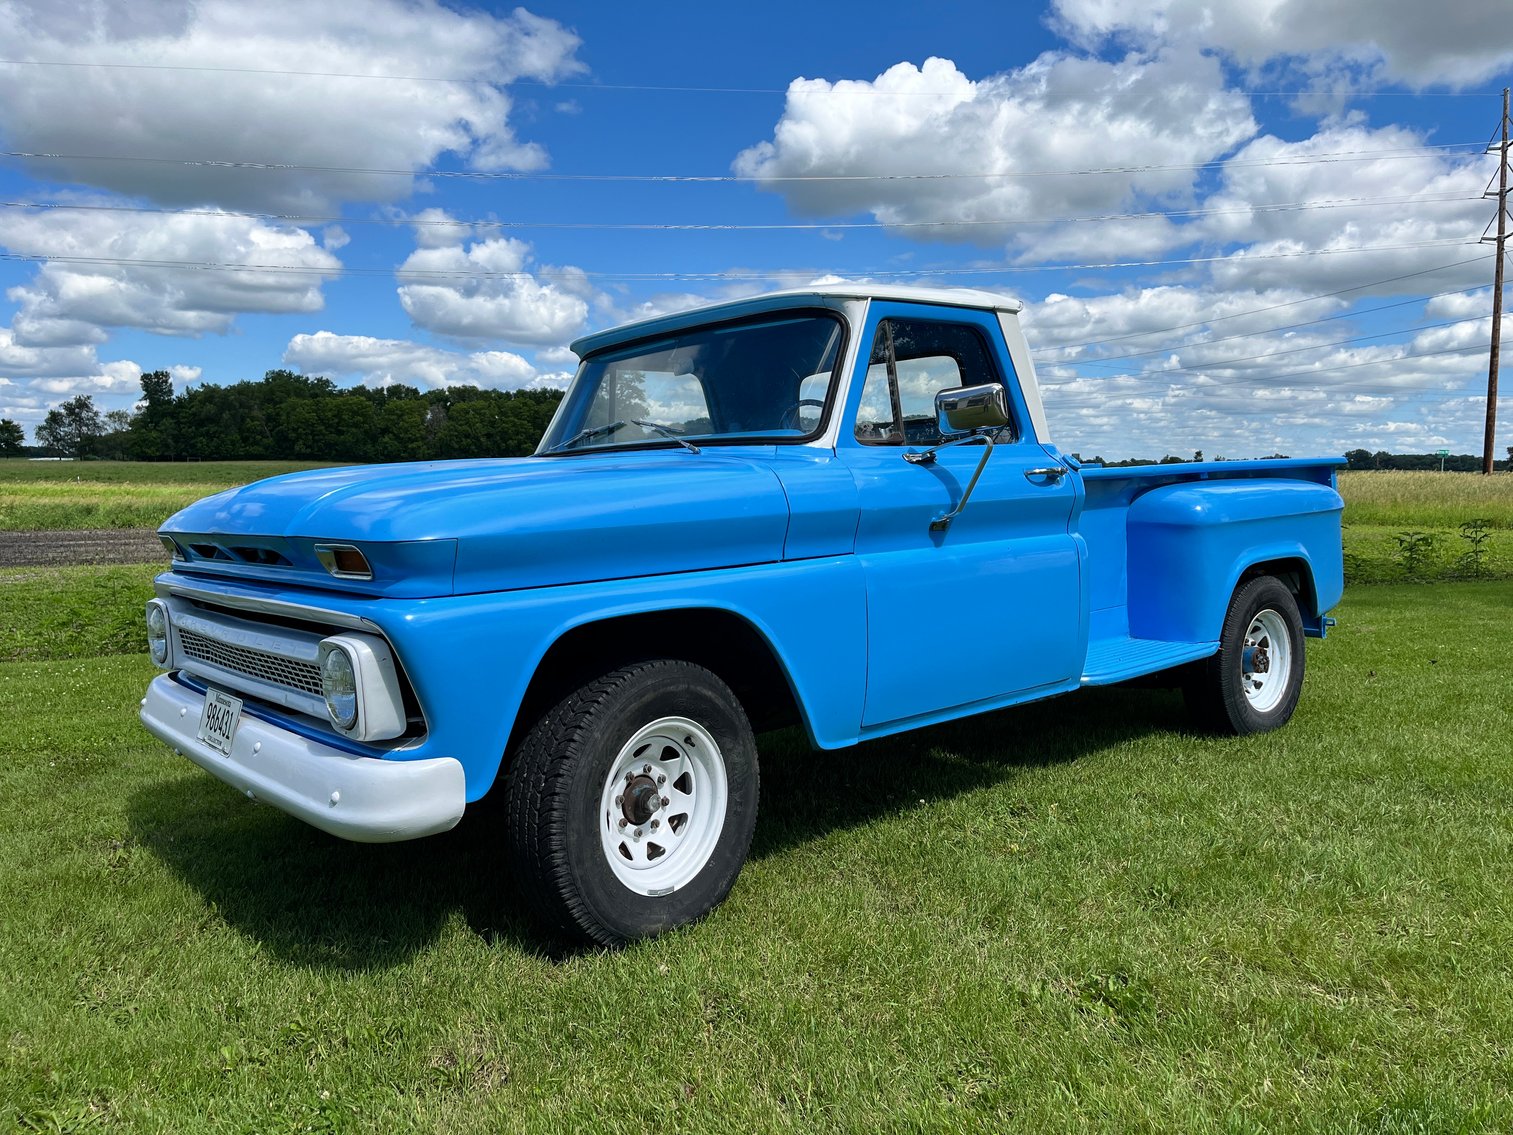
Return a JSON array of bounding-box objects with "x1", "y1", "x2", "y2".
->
[{"x1": 622, "y1": 776, "x2": 660, "y2": 825}]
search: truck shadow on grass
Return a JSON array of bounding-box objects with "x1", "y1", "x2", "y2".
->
[{"x1": 127, "y1": 684, "x2": 1190, "y2": 968}]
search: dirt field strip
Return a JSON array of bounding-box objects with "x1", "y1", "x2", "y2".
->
[{"x1": 0, "y1": 529, "x2": 164, "y2": 568}]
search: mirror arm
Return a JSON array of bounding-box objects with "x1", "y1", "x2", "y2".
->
[
  {"x1": 903, "y1": 430, "x2": 990, "y2": 465},
  {"x1": 922, "y1": 431, "x2": 997, "y2": 532}
]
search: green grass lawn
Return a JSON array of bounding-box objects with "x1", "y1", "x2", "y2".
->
[
  {"x1": 3, "y1": 579, "x2": 1512, "y2": 1132},
  {"x1": 0, "y1": 564, "x2": 161, "y2": 663}
]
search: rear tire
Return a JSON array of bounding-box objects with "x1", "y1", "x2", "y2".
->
[
  {"x1": 505, "y1": 660, "x2": 759, "y2": 946},
  {"x1": 1185, "y1": 575, "x2": 1305, "y2": 735}
]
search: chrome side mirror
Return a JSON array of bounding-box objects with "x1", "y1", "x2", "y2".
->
[{"x1": 936, "y1": 383, "x2": 1009, "y2": 436}]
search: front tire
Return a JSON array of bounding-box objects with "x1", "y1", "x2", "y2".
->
[
  {"x1": 505, "y1": 660, "x2": 759, "y2": 946},
  {"x1": 1185, "y1": 575, "x2": 1306, "y2": 735}
]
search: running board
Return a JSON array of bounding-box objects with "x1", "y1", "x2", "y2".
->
[{"x1": 1081, "y1": 637, "x2": 1215, "y2": 686}]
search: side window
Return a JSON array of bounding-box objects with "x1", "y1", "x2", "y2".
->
[{"x1": 855, "y1": 318, "x2": 1010, "y2": 445}]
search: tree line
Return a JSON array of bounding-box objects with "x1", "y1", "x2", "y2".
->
[
  {"x1": 6, "y1": 370, "x2": 564, "y2": 463},
  {"x1": 1072, "y1": 449, "x2": 1513, "y2": 472},
  {"x1": 2, "y1": 374, "x2": 1509, "y2": 470},
  {"x1": 1341, "y1": 448, "x2": 1512, "y2": 473}
]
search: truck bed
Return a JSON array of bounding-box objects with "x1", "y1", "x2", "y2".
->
[{"x1": 1074, "y1": 457, "x2": 1345, "y2": 686}]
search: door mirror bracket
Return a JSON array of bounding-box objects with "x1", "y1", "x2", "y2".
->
[
  {"x1": 901, "y1": 382, "x2": 1014, "y2": 532},
  {"x1": 923, "y1": 432, "x2": 996, "y2": 532}
]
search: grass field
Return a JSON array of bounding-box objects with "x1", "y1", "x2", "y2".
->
[
  {"x1": 5, "y1": 461, "x2": 1513, "y2": 583},
  {"x1": 1336, "y1": 470, "x2": 1513, "y2": 528},
  {"x1": 1336, "y1": 470, "x2": 1513, "y2": 583},
  {"x1": 3, "y1": 558, "x2": 1512, "y2": 1130},
  {"x1": 0, "y1": 461, "x2": 335, "y2": 530}
]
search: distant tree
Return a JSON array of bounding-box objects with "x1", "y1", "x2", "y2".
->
[
  {"x1": 0, "y1": 418, "x2": 24, "y2": 457},
  {"x1": 35, "y1": 395, "x2": 104, "y2": 458},
  {"x1": 91, "y1": 409, "x2": 133, "y2": 460},
  {"x1": 129, "y1": 370, "x2": 178, "y2": 460},
  {"x1": 378, "y1": 398, "x2": 430, "y2": 461},
  {"x1": 139, "y1": 369, "x2": 174, "y2": 410},
  {"x1": 424, "y1": 401, "x2": 449, "y2": 448},
  {"x1": 1192, "y1": 449, "x2": 1203, "y2": 462}
]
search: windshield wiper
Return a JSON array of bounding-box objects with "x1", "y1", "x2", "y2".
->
[
  {"x1": 547, "y1": 419, "x2": 627, "y2": 452},
  {"x1": 632, "y1": 419, "x2": 701, "y2": 454}
]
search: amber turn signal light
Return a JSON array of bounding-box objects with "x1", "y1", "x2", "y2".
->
[{"x1": 313, "y1": 543, "x2": 373, "y2": 580}]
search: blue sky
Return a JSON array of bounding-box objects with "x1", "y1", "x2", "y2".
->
[{"x1": 0, "y1": 0, "x2": 1510, "y2": 459}]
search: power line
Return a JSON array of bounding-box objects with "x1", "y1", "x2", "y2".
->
[
  {"x1": 1027, "y1": 255, "x2": 1495, "y2": 355},
  {"x1": 0, "y1": 141, "x2": 1488, "y2": 184},
  {"x1": 1035, "y1": 287, "x2": 1488, "y2": 368},
  {"x1": 1048, "y1": 315, "x2": 1493, "y2": 381},
  {"x1": 0, "y1": 191, "x2": 1481, "y2": 233},
  {"x1": 0, "y1": 58, "x2": 1506, "y2": 100},
  {"x1": 0, "y1": 238, "x2": 1482, "y2": 282},
  {"x1": 1043, "y1": 342, "x2": 1489, "y2": 398},
  {"x1": 1048, "y1": 379, "x2": 1497, "y2": 410}
]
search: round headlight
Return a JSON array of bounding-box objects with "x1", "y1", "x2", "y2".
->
[
  {"x1": 146, "y1": 603, "x2": 169, "y2": 666},
  {"x1": 321, "y1": 647, "x2": 358, "y2": 730}
]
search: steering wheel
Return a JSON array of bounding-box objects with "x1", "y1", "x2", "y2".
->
[{"x1": 779, "y1": 398, "x2": 826, "y2": 431}]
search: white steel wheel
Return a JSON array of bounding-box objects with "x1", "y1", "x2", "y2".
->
[
  {"x1": 506, "y1": 659, "x2": 759, "y2": 946},
  {"x1": 1184, "y1": 575, "x2": 1306, "y2": 736},
  {"x1": 597, "y1": 716, "x2": 728, "y2": 895},
  {"x1": 1241, "y1": 609, "x2": 1293, "y2": 714}
]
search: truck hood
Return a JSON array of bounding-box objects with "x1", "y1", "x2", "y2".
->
[{"x1": 161, "y1": 454, "x2": 791, "y2": 596}]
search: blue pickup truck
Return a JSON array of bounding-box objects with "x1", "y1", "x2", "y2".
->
[{"x1": 140, "y1": 285, "x2": 1344, "y2": 944}]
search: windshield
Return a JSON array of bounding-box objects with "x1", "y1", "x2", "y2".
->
[{"x1": 538, "y1": 311, "x2": 845, "y2": 454}]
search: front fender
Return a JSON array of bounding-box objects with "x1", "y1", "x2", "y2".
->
[{"x1": 373, "y1": 557, "x2": 869, "y2": 800}]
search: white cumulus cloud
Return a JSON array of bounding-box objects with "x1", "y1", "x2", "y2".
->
[
  {"x1": 284, "y1": 330, "x2": 538, "y2": 389},
  {"x1": 734, "y1": 53, "x2": 1256, "y2": 259},
  {"x1": 1050, "y1": 0, "x2": 1513, "y2": 88},
  {"x1": 396, "y1": 222, "x2": 591, "y2": 346},
  {"x1": 0, "y1": 205, "x2": 342, "y2": 343},
  {"x1": 0, "y1": 0, "x2": 584, "y2": 211}
]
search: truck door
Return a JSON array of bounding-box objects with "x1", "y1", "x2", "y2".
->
[{"x1": 839, "y1": 306, "x2": 1083, "y2": 728}]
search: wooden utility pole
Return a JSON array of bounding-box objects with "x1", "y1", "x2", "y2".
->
[{"x1": 1483, "y1": 88, "x2": 1509, "y2": 475}]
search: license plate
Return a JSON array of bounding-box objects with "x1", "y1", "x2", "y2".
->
[{"x1": 197, "y1": 688, "x2": 243, "y2": 757}]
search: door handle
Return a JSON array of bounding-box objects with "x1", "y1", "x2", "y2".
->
[{"x1": 1024, "y1": 466, "x2": 1066, "y2": 481}]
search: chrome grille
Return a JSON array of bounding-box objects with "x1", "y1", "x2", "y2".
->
[{"x1": 177, "y1": 628, "x2": 323, "y2": 697}]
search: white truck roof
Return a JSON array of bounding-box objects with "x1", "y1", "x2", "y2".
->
[{"x1": 571, "y1": 284, "x2": 1025, "y2": 357}]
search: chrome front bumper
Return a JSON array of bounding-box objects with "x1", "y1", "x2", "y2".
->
[{"x1": 140, "y1": 674, "x2": 465, "y2": 843}]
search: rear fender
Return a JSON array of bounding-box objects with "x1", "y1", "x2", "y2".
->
[{"x1": 1125, "y1": 479, "x2": 1344, "y2": 643}]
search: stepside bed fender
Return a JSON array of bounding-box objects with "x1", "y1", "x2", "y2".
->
[{"x1": 1124, "y1": 478, "x2": 1344, "y2": 644}]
